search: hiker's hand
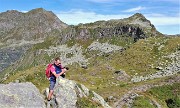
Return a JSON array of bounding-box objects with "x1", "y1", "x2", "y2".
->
[
  {"x1": 64, "y1": 67, "x2": 69, "y2": 70},
  {"x1": 64, "y1": 68, "x2": 68, "y2": 72}
]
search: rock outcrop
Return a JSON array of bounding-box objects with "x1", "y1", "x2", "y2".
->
[
  {"x1": 44, "y1": 44, "x2": 88, "y2": 66},
  {"x1": 87, "y1": 41, "x2": 123, "y2": 53},
  {"x1": 45, "y1": 77, "x2": 111, "y2": 108},
  {"x1": 0, "y1": 82, "x2": 45, "y2": 108}
]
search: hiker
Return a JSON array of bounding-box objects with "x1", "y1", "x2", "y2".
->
[{"x1": 47, "y1": 57, "x2": 68, "y2": 101}]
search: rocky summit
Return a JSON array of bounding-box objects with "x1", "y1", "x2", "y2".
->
[{"x1": 0, "y1": 8, "x2": 180, "y2": 108}]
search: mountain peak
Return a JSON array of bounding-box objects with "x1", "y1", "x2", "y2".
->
[
  {"x1": 128, "y1": 13, "x2": 148, "y2": 22},
  {"x1": 0, "y1": 8, "x2": 68, "y2": 42},
  {"x1": 27, "y1": 8, "x2": 46, "y2": 14},
  {"x1": 6, "y1": 10, "x2": 20, "y2": 13},
  {"x1": 132, "y1": 13, "x2": 145, "y2": 18}
]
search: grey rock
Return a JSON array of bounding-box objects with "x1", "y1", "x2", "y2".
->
[
  {"x1": 114, "y1": 70, "x2": 130, "y2": 81},
  {"x1": 0, "y1": 82, "x2": 45, "y2": 108},
  {"x1": 92, "y1": 91, "x2": 111, "y2": 108},
  {"x1": 88, "y1": 42, "x2": 123, "y2": 53},
  {"x1": 44, "y1": 44, "x2": 88, "y2": 66},
  {"x1": 48, "y1": 77, "x2": 111, "y2": 108}
]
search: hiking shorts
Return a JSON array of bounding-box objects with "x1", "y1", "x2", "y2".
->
[{"x1": 49, "y1": 80, "x2": 56, "y2": 90}]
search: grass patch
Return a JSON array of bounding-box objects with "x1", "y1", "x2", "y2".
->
[
  {"x1": 147, "y1": 83, "x2": 180, "y2": 108},
  {"x1": 3, "y1": 65, "x2": 49, "y2": 93},
  {"x1": 76, "y1": 97, "x2": 103, "y2": 108},
  {"x1": 109, "y1": 36, "x2": 180, "y2": 76},
  {"x1": 132, "y1": 96, "x2": 155, "y2": 108}
]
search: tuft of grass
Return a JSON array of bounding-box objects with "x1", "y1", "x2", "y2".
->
[
  {"x1": 147, "y1": 83, "x2": 180, "y2": 108},
  {"x1": 76, "y1": 97, "x2": 103, "y2": 108},
  {"x1": 132, "y1": 96, "x2": 155, "y2": 108},
  {"x1": 31, "y1": 36, "x2": 57, "y2": 51},
  {"x1": 3, "y1": 65, "x2": 49, "y2": 93}
]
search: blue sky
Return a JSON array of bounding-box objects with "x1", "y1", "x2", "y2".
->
[{"x1": 0, "y1": 0, "x2": 179, "y2": 35}]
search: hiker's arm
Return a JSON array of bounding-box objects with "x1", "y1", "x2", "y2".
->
[
  {"x1": 51, "y1": 69, "x2": 67, "y2": 78},
  {"x1": 58, "y1": 69, "x2": 67, "y2": 76},
  {"x1": 50, "y1": 66, "x2": 60, "y2": 78},
  {"x1": 51, "y1": 71, "x2": 60, "y2": 78}
]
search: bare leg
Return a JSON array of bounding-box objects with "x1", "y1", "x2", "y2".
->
[{"x1": 48, "y1": 90, "x2": 53, "y2": 101}]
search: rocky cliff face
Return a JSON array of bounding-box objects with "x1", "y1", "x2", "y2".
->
[
  {"x1": 59, "y1": 13, "x2": 161, "y2": 44},
  {"x1": 0, "y1": 82, "x2": 45, "y2": 108}
]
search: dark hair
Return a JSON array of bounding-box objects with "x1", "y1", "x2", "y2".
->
[{"x1": 55, "y1": 57, "x2": 60, "y2": 61}]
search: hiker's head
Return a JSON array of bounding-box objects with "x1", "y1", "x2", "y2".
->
[{"x1": 54, "y1": 57, "x2": 61, "y2": 66}]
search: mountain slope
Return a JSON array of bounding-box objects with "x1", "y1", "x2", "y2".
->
[
  {"x1": 0, "y1": 8, "x2": 67, "y2": 43},
  {"x1": 0, "y1": 8, "x2": 68, "y2": 72}
]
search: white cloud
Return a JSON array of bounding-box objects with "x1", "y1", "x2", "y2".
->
[
  {"x1": 147, "y1": 17, "x2": 180, "y2": 26},
  {"x1": 123, "y1": 6, "x2": 145, "y2": 12},
  {"x1": 56, "y1": 10, "x2": 180, "y2": 26},
  {"x1": 57, "y1": 9, "x2": 129, "y2": 25},
  {"x1": 21, "y1": 11, "x2": 28, "y2": 13}
]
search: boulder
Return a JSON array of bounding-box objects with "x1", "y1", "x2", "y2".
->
[
  {"x1": 46, "y1": 77, "x2": 111, "y2": 108},
  {"x1": 0, "y1": 82, "x2": 45, "y2": 108}
]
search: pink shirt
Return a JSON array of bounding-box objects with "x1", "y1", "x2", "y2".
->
[{"x1": 50, "y1": 65, "x2": 55, "y2": 73}]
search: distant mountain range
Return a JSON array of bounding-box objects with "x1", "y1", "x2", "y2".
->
[{"x1": 0, "y1": 8, "x2": 161, "y2": 73}]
